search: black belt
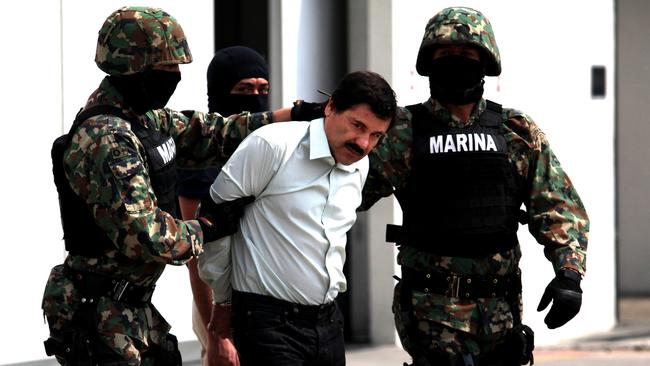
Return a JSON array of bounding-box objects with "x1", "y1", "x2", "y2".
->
[
  {"x1": 63, "y1": 265, "x2": 156, "y2": 305},
  {"x1": 232, "y1": 290, "x2": 337, "y2": 322},
  {"x1": 401, "y1": 267, "x2": 521, "y2": 299}
]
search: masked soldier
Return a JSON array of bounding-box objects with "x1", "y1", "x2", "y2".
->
[
  {"x1": 42, "y1": 7, "x2": 260, "y2": 365},
  {"x1": 358, "y1": 7, "x2": 589, "y2": 366},
  {"x1": 179, "y1": 45, "x2": 270, "y2": 366}
]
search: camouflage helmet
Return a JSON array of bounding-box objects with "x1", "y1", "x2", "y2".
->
[
  {"x1": 95, "y1": 6, "x2": 193, "y2": 76},
  {"x1": 416, "y1": 7, "x2": 501, "y2": 77}
]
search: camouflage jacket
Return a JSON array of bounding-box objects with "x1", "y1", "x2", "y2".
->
[
  {"x1": 361, "y1": 98, "x2": 589, "y2": 337},
  {"x1": 42, "y1": 77, "x2": 271, "y2": 360}
]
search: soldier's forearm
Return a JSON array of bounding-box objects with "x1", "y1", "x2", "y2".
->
[{"x1": 273, "y1": 107, "x2": 292, "y2": 122}]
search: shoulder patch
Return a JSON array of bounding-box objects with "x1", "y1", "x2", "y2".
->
[
  {"x1": 110, "y1": 146, "x2": 131, "y2": 160},
  {"x1": 108, "y1": 151, "x2": 144, "y2": 180}
]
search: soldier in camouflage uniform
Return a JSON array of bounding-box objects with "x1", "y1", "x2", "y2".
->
[
  {"x1": 41, "y1": 7, "x2": 269, "y2": 365},
  {"x1": 358, "y1": 7, "x2": 589, "y2": 366}
]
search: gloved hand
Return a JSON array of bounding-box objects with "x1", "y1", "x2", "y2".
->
[
  {"x1": 290, "y1": 99, "x2": 326, "y2": 121},
  {"x1": 537, "y1": 269, "x2": 583, "y2": 329},
  {"x1": 198, "y1": 195, "x2": 255, "y2": 242}
]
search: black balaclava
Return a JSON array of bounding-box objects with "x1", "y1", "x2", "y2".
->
[
  {"x1": 428, "y1": 55, "x2": 485, "y2": 105},
  {"x1": 207, "y1": 46, "x2": 269, "y2": 115},
  {"x1": 109, "y1": 69, "x2": 181, "y2": 115}
]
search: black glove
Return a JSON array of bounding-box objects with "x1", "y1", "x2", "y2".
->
[
  {"x1": 290, "y1": 100, "x2": 326, "y2": 121},
  {"x1": 537, "y1": 269, "x2": 583, "y2": 329},
  {"x1": 197, "y1": 195, "x2": 255, "y2": 242}
]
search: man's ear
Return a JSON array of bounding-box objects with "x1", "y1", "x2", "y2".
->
[{"x1": 324, "y1": 97, "x2": 334, "y2": 117}]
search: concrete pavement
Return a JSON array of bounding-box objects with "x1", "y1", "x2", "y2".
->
[{"x1": 346, "y1": 345, "x2": 650, "y2": 366}]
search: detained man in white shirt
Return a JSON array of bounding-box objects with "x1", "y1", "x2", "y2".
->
[{"x1": 198, "y1": 70, "x2": 397, "y2": 366}]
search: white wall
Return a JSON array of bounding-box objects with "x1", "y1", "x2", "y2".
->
[
  {"x1": 0, "y1": 1, "x2": 213, "y2": 364},
  {"x1": 391, "y1": 0, "x2": 616, "y2": 346},
  {"x1": 617, "y1": 0, "x2": 650, "y2": 295},
  {"x1": 276, "y1": 0, "x2": 345, "y2": 106},
  {"x1": 0, "y1": 1, "x2": 64, "y2": 364}
]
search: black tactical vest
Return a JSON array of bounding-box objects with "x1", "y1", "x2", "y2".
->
[
  {"x1": 397, "y1": 101, "x2": 523, "y2": 257},
  {"x1": 129, "y1": 116, "x2": 179, "y2": 217},
  {"x1": 52, "y1": 106, "x2": 178, "y2": 257}
]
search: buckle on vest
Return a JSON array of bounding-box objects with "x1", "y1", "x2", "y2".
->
[
  {"x1": 111, "y1": 279, "x2": 156, "y2": 303},
  {"x1": 142, "y1": 284, "x2": 155, "y2": 303},
  {"x1": 112, "y1": 279, "x2": 131, "y2": 302},
  {"x1": 446, "y1": 275, "x2": 462, "y2": 298}
]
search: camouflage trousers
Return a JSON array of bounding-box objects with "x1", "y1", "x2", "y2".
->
[
  {"x1": 42, "y1": 265, "x2": 179, "y2": 366},
  {"x1": 45, "y1": 331, "x2": 180, "y2": 366},
  {"x1": 393, "y1": 281, "x2": 518, "y2": 365}
]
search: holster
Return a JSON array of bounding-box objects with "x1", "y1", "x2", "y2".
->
[
  {"x1": 43, "y1": 329, "x2": 129, "y2": 366},
  {"x1": 44, "y1": 330, "x2": 94, "y2": 366},
  {"x1": 507, "y1": 324, "x2": 535, "y2": 365},
  {"x1": 146, "y1": 333, "x2": 182, "y2": 366},
  {"x1": 472, "y1": 324, "x2": 534, "y2": 366}
]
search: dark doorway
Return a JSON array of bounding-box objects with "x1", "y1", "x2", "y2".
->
[{"x1": 214, "y1": 0, "x2": 269, "y2": 58}]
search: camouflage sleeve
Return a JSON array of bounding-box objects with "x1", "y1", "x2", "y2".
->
[
  {"x1": 146, "y1": 109, "x2": 274, "y2": 167},
  {"x1": 359, "y1": 157, "x2": 393, "y2": 211},
  {"x1": 221, "y1": 111, "x2": 274, "y2": 157},
  {"x1": 360, "y1": 106, "x2": 413, "y2": 211},
  {"x1": 66, "y1": 120, "x2": 203, "y2": 265},
  {"x1": 511, "y1": 115, "x2": 589, "y2": 277},
  {"x1": 230, "y1": 110, "x2": 274, "y2": 135}
]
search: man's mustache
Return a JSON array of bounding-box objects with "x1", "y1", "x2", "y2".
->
[{"x1": 346, "y1": 142, "x2": 365, "y2": 156}]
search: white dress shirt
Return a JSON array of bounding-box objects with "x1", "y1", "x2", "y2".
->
[{"x1": 198, "y1": 118, "x2": 368, "y2": 305}]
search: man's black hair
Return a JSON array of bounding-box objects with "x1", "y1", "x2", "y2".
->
[{"x1": 330, "y1": 71, "x2": 397, "y2": 126}]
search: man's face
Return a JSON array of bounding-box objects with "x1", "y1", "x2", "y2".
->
[
  {"x1": 323, "y1": 101, "x2": 391, "y2": 165},
  {"x1": 230, "y1": 77, "x2": 270, "y2": 95},
  {"x1": 432, "y1": 45, "x2": 481, "y2": 61}
]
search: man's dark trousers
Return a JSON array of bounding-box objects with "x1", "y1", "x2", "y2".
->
[{"x1": 232, "y1": 290, "x2": 345, "y2": 366}]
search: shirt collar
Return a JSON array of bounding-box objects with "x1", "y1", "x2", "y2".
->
[{"x1": 309, "y1": 118, "x2": 362, "y2": 173}]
